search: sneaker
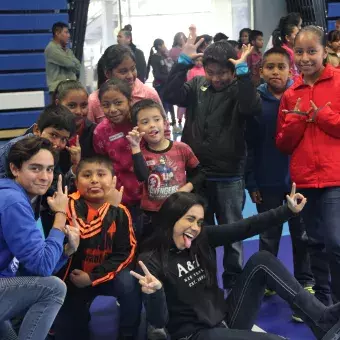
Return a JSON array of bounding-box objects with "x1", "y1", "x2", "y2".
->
[
  {"x1": 264, "y1": 289, "x2": 276, "y2": 297},
  {"x1": 291, "y1": 285, "x2": 315, "y2": 323},
  {"x1": 304, "y1": 285, "x2": 315, "y2": 295},
  {"x1": 147, "y1": 325, "x2": 168, "y2": 340}
]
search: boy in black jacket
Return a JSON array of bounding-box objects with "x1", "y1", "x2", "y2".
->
[{"x1": 164, "y1": 34, "x2": 261, "y2": 290}]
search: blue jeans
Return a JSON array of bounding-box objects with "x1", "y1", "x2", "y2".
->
[
  {"x1": 202, "y1": 179, "x2": 244, "y2": 289},
  {"x1": 300, "y1": 187, "x2": 340, "y2": 305},
  {"x1": 0, "y1": 276, "x2": 66, "y2": 340},
  {"x1": 54, "y1": 269, "x2": 142, "y2": 340},
  {"x1": 256, "y1": 190, "x2": 314, "y2": 286}
]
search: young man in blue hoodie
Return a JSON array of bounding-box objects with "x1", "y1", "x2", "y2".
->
[{"x1": 246, "y1": 47, "x2": 314, "y2": 322}]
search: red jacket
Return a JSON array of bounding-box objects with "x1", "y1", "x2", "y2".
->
[{"x1": 276, "y1": 65, "x2": 340, "y2": 189}]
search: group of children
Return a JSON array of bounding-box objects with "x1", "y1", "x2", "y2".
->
[{"x1": 1, "y1": 17, "x2": 340, "y2": 340}]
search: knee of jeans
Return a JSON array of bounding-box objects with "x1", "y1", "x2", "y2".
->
[
  {"x1": 42, "y1": 276, "x2": 67, "y2": 303},
  {"x1": 115, "y1": 269, "x2": 140, "y2": 295},
  {"x1": 247, "y1": 251, "x2": 274, "y2": 267}
]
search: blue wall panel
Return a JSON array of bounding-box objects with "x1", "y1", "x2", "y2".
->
[
  {"x1": 328, "y1": 3, "x2": 340, "y2": 17},
  {"x1": 0, "y1": 0, "x2": 68, "y2": 11},
  {"x1": 0, "y1": 54, "x2": 45, "y2": 71},
  {"x1": 0, "y1": 34, "x2": 51, "y2": 51},
  {"x1": 0, "y1": 14, "x2": 69, "y2": 31},
  {"x1": 328, "y1": 20, "x2": 336, "y2": 31},
  {"x1": 0, "y1": 111, "x2": 41, "y2": 129},
  {"x1": 0, "y1": 73, "x2": 47, "y2": 91}
]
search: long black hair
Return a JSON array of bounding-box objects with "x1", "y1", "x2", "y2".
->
[{"x1": 142, "y1": 192, "x2": 217, "y2": 287}]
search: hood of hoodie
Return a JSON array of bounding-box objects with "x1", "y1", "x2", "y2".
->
[
  {"x1": 0, "y1": 179, "x2": 31, "y2": 206},
  {"x1": 257, "y1": 79, "x2": 294, "y2": 101}
]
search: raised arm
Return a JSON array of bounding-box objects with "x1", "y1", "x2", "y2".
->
[
  {"x1": 163, "y1": 33, "x2": 204, "y2": 107},
  {"x1": 206, "y1": 184, "x2": 306, "y2": 247}
]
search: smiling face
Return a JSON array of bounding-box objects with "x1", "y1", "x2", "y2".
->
[
  {"x1": 260, "y1": 53, "x2": 291, "y2": 95},
  {"x1": 173, "y1": 204, "x2": 205, "y2": 250},
  {"x1": 294, "y1": 31, "x2": 327, "y2": 80},
  {"x1": 59, "y1": 89, "x2": 88, "y2": 129},
  {"x1": 204, "y1": 62, "x2": 234, "y2": 90},
  {"x1": 106, "y1": 57, "x2": 137, "y2": 87},
  {"x1": 34, "y1": 126, "x2": 70, "y2": 152},
  {"x1": 100, "y1": 89, "x2": 130, "y2": 125},
  {"x1": 10, "y1": 149, "x2": 54, "y2": 198},
  {"x1": 136, "y1": 107, "x2": 166, "y2": 146},
  {"x1": 76, "y1": 162, "x2": 113, "y2": 205}
]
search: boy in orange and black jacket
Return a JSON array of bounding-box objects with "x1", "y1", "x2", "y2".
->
[{"x1": 54, "y1": 155, "x2": 141, "y2": 340}]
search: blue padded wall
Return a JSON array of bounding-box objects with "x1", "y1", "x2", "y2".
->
[
  {"x1": 0, "y1": 0, "x2": 69, "y2": 133},
  {"x1": 327, "y1": 1, "x2": 340, "y2": 32}
]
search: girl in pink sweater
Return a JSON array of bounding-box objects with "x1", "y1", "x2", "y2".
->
[{"x1": 88, "y1": 45, "x2": 162, "y2": 124}]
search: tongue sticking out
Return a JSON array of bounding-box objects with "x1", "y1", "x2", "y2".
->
[{"x1": 183, "y1": 234, "x2": 192, "y2": 248}]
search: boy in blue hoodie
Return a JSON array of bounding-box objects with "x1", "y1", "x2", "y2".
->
[{"x1": 246, "y1": 47, "x2": 314, "y2": 321}]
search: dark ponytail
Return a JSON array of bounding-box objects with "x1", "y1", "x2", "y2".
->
[
  {"x1": 146, "y1": 39, "x2": 164, "y2": 81},
  {"x1": 272, "y1": 17, "x2": 298, "y2": 48}
]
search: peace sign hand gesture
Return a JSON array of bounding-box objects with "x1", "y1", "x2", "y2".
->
[
  {"x1": 181, "y1": 32, "x2": 204, "y2": 61},
  {"x1": 47, "y1": 174, "x2": 68, "y2": 213},
  {"x1": 105, "y1": 176, "x2": 124, "y2": 207},
  {"x1": 66, "y1": 135, "x2": 81, "y2": 167},
  {"x1": 286, "y1": 183, "x2": 307, "y2": 213},
  {"x1": 130, "y1": 261, "x2": 162, "y2": 294}
]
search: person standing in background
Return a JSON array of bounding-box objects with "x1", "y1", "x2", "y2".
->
[
  {"x1": 117, "y1": 25, "x2": 147, "y2": 83},
  {"x1": 44, "y1": 22, "x2": 81, "y2": 98},
  {"x1": 169, "y1": 32, "x2": 187, "y2": 62}
]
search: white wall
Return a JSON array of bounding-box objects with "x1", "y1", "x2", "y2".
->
[{"x1": 253, "y1": 0, "x2": 287, "y2": 47}]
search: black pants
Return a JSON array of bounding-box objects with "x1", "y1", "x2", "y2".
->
[
  {"x1": 190, "y1": 252, "x2": 336, "y2": 340},
  {"x1": 53, "y1": 269, "x2": 142, "y2": 340},
  {"x1": 256, "y1": 190, "x2": 314, "y2": 286}
]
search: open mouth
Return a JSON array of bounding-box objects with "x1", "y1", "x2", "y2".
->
[
  {"x1": 149, "y1": 130, "x2": 159, "y2": 137},
  {"x1": 183, "y1": 232, "x2": 194, "y2": 248}
]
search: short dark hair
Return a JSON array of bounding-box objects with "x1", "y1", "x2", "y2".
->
[
  {"x1": 227, "y1": 40, "x2": 239, "y2": 49},
  {"x1": 103, "y1": 44, "x2": 136, "y2": 73},
  {"x1": 203, "y1": 40, "x2": 237, "y2": 72},
  {"x1": 131, "y1": 99, "x2": 165, "y2": 126},
  {"x1": 98, "y1": 78, "x2": 132, "y2": 102},
  {"x1": 52, "y1": 22, "x2": 68, "y2": 37},
  {"x1": 36, "y1": 105, "x2": 77, "y2": 136},
  {"x1": 213, "y1": 32, "x2": 229, "y2": 43},
  {"x1": 262, "y1": 47, "x2": 291, "y2": 66},
  {"x1": 250, "y1": 30, "x2": 263, "y2": 43},
  {"x1": 76, "y1": 155, "x2": 114, "y2": 178},
  {"x1": 53, "y1": 80, "x2": 88, "y2": 102},
  {"x1": 195, "y1": 34, "x2": 213, "y2": 53},
  {"x1": 7, "y1": 136, "x2": 58, "y2": 179}
]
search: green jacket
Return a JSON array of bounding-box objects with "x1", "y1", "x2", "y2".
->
[{"x1": 44, "y1": 40, "x2": 81, "y2": 92}]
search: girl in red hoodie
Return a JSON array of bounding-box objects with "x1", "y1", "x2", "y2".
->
[{"x1": 276, "y1": 25, "x2": 340, "y2": 307}]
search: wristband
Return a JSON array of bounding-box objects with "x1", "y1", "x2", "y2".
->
[
  {"x1": 55, "y1": 211, "x2": 67, "y2": 217},
  {"x1": 178, "y1": 53, "x2": 194, "y2": 65},
  {"x1": 235, "y1": 62, "x2": 249, "y2": 75}
]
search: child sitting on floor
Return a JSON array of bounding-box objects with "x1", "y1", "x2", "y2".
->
[{"x1": 54, "y1": 155, "x2": 141, "y2": 340}]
